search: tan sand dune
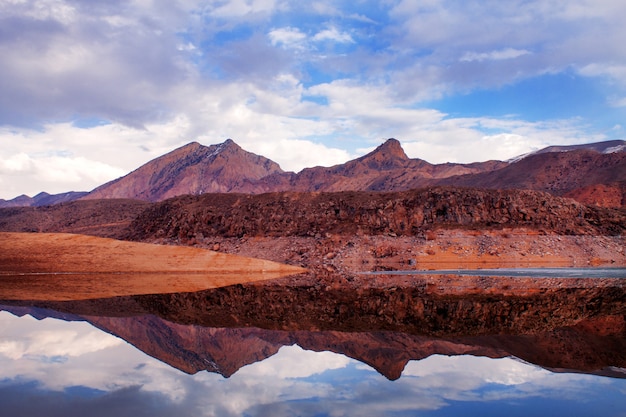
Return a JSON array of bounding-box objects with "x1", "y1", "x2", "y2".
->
[{"x1": 0, "y1": 232, "x2": 306, "y2": 301}]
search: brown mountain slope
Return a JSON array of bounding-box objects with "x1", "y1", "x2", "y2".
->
[
  {"x1": 83, "y1": 137, "x2": 622, "y2": 207},
  {"x1": 437, "y1": 149, "x2": 626, "y2": 207},
  {"x1": 46, "y1": 314, "x2": 626, "y2": 380},
  {"x1": 83, "y1": 139, "x2": 283, "y2": 202}
]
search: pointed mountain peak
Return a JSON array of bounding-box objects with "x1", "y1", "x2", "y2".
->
[
  {"x1": 214, "y1": 138, "x2": 242, "y2": 153},
  {"x1": 171, "y1": 139, "x2": 241, "y2": 161},
  {"x1": 369, "y1": 138, "x2": 409, "y2": 160},
  {"x1": 356, "y1": 138, "x2": 410, "y2": 169}
]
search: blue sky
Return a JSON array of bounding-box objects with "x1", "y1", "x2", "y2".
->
[{"x1": 1, "y1": 0, "x2": 625, "y2": 198}]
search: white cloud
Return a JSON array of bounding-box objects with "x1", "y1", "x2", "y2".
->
[
  {"x1": 208, "y1": 0, "x2": 283, "y2": 18},
  {"x1": 310, "y1": 1, "x2": 340, "y2": 16},
  {"x1": 312, "y1": 26, "x2": 354, "y2": 43},
  {"x1": 2, "y1": 0, "x2": 77, "y2": 24},
  {"x1": 460, "y1": 48, "x2": 531, "y2": 62},
  {"x1": 610, "y1": 97, "x2": 626, "y2": 107},
  {"x1": 403, "y1": 355, "x2": 549, "y2": 386},
  {"x1": 399, "y1": 116, "x2": 601, "y2": 163},
  {"x1": 0, "y1": 153, "x2": 34, "y2": 174},
  {"x1": 580, "y1": 63, "x2": 626, "y2": 85},
  {"x1": 242, "y1": 138, "x2": 353, "y2": 172},
  {"x1": 0, "y1": 79, "x2": 604, "y2": 199},
  {"x1": 268, "y1": 27, "x2": 307, "y2": 48}
]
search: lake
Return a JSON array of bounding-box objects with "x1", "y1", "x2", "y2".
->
[
  {"x1": 0, "y1": 299, "x2": 625, "y2": 417},
  {"x1": 364, "y1": 267, "x2": 626, "y2": 278}
]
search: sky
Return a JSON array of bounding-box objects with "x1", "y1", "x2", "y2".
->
[{"x1": 1, "y1": 0, "x2": 626, "y2": 199}]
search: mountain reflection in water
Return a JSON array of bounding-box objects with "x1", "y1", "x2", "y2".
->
[{"x1": 1, "y1": 292, "x2": 625, "y2": 416}]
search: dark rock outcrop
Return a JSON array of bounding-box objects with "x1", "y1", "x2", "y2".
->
[{"x1": 124, "y1": 188, "x2": 626, "y2": 242}]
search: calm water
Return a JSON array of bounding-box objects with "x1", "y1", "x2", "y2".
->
[
  {"x1": 0, "y1": 308, "x2": 624, "y2": 417},
  {"x1": 365, "y1": 267, "x2": 626, "y2": 278}
]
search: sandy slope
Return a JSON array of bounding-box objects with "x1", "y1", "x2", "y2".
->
[{"x1": 0, "y1": 232, "x2": 306, "y2": 301}]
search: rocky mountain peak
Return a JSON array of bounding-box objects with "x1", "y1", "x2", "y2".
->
[
  {"x1": 370, "y1": 138, "x2": 409, "y2": 160},
  {"x1": 354, "y1": 138, "x2": 410, "y2": 171},
  {"x1": 83, "y1": 139, "x2": 283, "y2": 202}
]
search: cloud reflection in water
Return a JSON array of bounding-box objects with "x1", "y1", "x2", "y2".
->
[{"x1": 0, "y1": 311, "x2": 624, "y2": 417}]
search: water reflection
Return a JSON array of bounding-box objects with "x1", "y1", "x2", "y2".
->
[{"x1": 0, "y1": 307, "x2": 625, "y2": 417}]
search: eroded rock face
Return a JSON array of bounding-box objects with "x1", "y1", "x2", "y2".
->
[{"x1": 125, "y1": 188, "x2": 626, "y2": 243}]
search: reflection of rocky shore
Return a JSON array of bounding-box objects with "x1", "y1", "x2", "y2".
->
[
  {"x1": 2, "y1": 273, "x2": 625, "y2": 380},
  {"x1": 5, "y1": 272, "x2": 625, "y2": 335}
]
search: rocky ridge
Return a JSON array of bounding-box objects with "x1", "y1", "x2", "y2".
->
[
  {"x1": 0, "y1": 199, "x2": 150, "y2": 238},
  {"x1": 125, "y1": 188, "x2": 625, "y2": 242},
  {"x1": 81, "y1": 137, "x2": 626, "y2": 208},
  {"x1": 2, "y1": 187, "x2": 624, "y2": 272}
]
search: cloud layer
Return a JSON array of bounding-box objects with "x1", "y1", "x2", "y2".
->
[{"x1": 1, "y1": 0, "x2": 625, "y2": 198}]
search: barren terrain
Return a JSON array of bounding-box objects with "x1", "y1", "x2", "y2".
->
[{"x1": 0, "y1": 232, "x2": 305, "y2": 301}]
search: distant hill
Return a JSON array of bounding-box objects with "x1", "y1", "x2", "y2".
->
[
  {"x1": 0, "y1": 191, "x2": 88, "y2": 208},
  {"x1": 515, "y1": 139, "x2": 626, "y2": 160},
  {"x1": 0, "y1": 199, "x2": 150, "y2": 238}
]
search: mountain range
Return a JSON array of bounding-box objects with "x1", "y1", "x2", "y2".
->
[{"x1": 2, "y1": 138, "x2": 625, "y2": 208}]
